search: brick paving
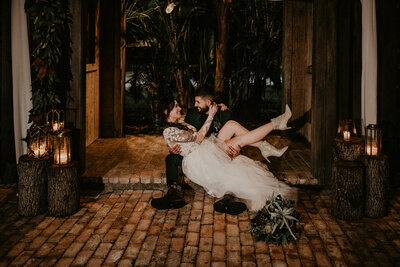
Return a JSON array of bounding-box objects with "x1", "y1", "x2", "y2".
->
[
  {"x1": 2, "y1": 133, "x2": 399, "y2": 266},
  {"x1": 1, "y1": 186, "x2": 400, "y2": 266}
]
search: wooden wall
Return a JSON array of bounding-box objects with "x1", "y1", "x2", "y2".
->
[
  {"x1": 283, "y1": 0, "x2": 313, "y2": 142},
  {"x1": 99, "y1": 0, "x2": 124, "y2": 138},
  {"x1": 69, "y1": 0, "x2": 85, "y2": 172},
  {"x1": 311, "y1": 0, "x2": 338, "y2": 185},
  {"x1": 336, "y1": 0, "x2": 362, "y2": 126},
  {"x1": 0, "y1": 0, "x2": 17, "y2": 183},
  {"x1": 85, "y1": 0, "x2": 100, "y2": 146},
  {"x1": 376, "y1": 0, "x2": 400, "y2": 185}
]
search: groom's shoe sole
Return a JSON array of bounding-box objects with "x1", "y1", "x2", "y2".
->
[
  {"x1": 151, "y1": 197, "x2": 186, "y2": 210},
  {"x1": 214, "y1": 201, "x2": 247, "y2": 215}
]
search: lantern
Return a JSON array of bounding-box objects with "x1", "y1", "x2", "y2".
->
[
  {"x1": 46, "y1": 109, "x2": 64, "y2": 132},
  {"x1": 365, "y1": 124, "x2": 382, "y2": 156},
  {"x1": 53, "y1": 129, "x2": 72, "y2": 165},
  {"x1": 337, "y1": 119, "x2": 357, "y2": 141},
  {"x1": 28, "y1": 126, "x2": 50, "y2": 158}
]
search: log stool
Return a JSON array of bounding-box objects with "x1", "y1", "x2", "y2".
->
[
  {"x1": 332, "y1": 137, "x2": 364, "y2": 161},
  {"x1": 17, "y1": 155, "x2": 51, "y2": 216},
  {"x1": 361, "y1": 155, "x2": 389, "y2": 218},
  {"x1": 47, "y1": 161, "x2": 80, "y2": 216},
  {"x1": 331, "y1": 160, "x2": 364, "y2": 220}
]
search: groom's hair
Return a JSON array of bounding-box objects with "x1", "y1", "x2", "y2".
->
[{"x1": 195, "y1": 87, "x2": 214, "y2": 100}]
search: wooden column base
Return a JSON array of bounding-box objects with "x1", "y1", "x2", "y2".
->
[
  {"x1": 47, "y1": 161, "x2": 80, "y2": 217},
  {"x1": 331, "y1": 160, "x2": 364, "y2": 220},
  {"x1": 362, "y1": 155, "x2": 389, "y2": 218},
  {"x1": 332, "y1": 137, "x2": 364, "y2": 161},
  {"x1": 17, "y1": 155, "x2": 51, "y2": 216}
]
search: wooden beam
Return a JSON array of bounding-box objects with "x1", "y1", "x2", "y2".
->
[
  {"x1": 311, "y1": 0, "x2": 338, "y2": 185},
  {"x1": 99, "y1": 0, "x2": 123, "y2": 137},
  {"x1": 0, "y1": 0, "x2": 17, "y2": 183},
  {"x1": 69, "y1": 0, "x2": 85, "y2": 173}
]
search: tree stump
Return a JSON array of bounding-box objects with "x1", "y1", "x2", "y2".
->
[
  {"x1": 332, "y1": 137, "x2": 364, "y2": 161},
  {"x1": 361, "y1": 155, "x2": 389, "y2": 218},
  {"x1": 331, "y1": 160, "x2": 364, "y2": 220},
  {"x1": 17, "y1": 155, "x2": 51, "y2": 216},
  {"x1": 47, "y1": 161, "x2": 80, "y2": 216}
]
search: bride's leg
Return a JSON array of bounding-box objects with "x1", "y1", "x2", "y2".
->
[
  {"x1": 218, "y1": 120, "x2": 288, "y2": 162},
  {"x1": 217, "y1": 120, "x2": 262, "y2": 147},
  {"x1": 225, "y1": 122, "x2": 274, "y2": 149}
]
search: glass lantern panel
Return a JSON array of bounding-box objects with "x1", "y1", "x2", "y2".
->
[
  {"x1": 53, "y1": 130, "x2": 71, "y2": 164},
  {"x1": 365, "y1": 124, "x2": 382, "y2": 156},
  {"x1": 28, "y1": 126, "x2": 50, "y2": 158}
]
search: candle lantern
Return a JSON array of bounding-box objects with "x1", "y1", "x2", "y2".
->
[
  {"x1": 27, "y1": 126, "x2": 50, "y2": 158},
  {"x1": 53, "y1": 129, "x2": 72, "y2": 165},
  {"x1": 337, "y1": 119, "x2": 357, "y2": 141},
  {"x1": 365, "y1": 124, "x2": 382, "y2": 156},
  {"x1": 46, "y1": 109, "x2": 64, "y2": 132}
]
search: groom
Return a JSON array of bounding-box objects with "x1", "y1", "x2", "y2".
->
[{"x1": 151, "y1": 87, "x2": 247, "y2": 215}]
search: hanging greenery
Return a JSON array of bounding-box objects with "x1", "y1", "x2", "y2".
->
[
  {"x1": 250, "y1": 195, "x2": 301, "y2": 245},
  {"x1": 26, "y1": 0, "x2": 73, "y2": 117}
]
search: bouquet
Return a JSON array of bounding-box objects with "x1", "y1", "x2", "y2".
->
[{"x1": 250, "y1": 195, "x2": 301, "y2": 245}]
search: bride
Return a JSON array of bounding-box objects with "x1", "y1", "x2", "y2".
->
[{"x1": 160, "y1": 100, "x2": 297, "y2": 211}]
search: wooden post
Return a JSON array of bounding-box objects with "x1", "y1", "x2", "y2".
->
[
  {"x1": 332, "y1": 137, "x2": 364, "y2": 161},
  {"x1": 331, "y1": 160, "x2": 364, "y2": 220},
  {"x1": 362, "y1": 155, "x2": 389, "y2": 218},
  {"x1": 17, "y1": 155, "x2": 51, "y2": 216},
  {"x1": 47, "y1": 161, "x2": 80, "y2": 216}
]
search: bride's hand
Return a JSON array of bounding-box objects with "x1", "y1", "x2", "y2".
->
[{"x1": 208, "y1": 103, "x2": 218, "y2": 117}]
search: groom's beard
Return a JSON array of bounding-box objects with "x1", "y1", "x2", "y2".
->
[{"x1": 197, "y1": 106, "x2": 209, "y2": 114}]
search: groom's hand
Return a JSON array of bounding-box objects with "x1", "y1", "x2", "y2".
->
[{"x1": 167, "y1": 144, "x2": 181, "y2": 154}]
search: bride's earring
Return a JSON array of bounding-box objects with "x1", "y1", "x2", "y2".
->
[
  {"x1": 259, "y1": 141, "x2": 288, "y2": 163},
  {"x1": 271, "y1": 104, "x2": 292, "y2": 130}
]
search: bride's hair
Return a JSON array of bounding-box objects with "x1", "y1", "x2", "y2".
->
[{"x1": 160, "y1": 99, "x2": 192, "y2": 131}]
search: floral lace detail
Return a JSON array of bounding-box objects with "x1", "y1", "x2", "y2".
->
[
  {"x1": 163, "y1": 115, "x2": 214, "y2": 157},
  {"x1": 163, "y1": 127, "x2": 199, "y2": 157}
]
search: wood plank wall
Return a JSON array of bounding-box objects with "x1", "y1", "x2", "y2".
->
[
  {"x1": 311, "y1": 0, "x2": 339, "y2": 185},
  {"x1": 85, "y1": 0, "x2": 100, "y2": 146},
  {"x1": 337, "y1": 0, "x2": 362, "y2": 127},
  {"x1": 0, "y1": 0, "x2": 17, "y2": 183},
  {"x1": 283, "y1": 0, "x2": 313, "y2": 142},
  {"x1": 376, "y1": 0, "x2": 400, "y2": 185},
  {"x1": 99, "y1": 0, "x2": 123, "y2": 138},
  {"x1": 69, "y1": 0, "x2": 85, "y2": 172}
]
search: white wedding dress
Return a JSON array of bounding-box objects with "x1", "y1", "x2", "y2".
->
[{"x1": 163, "y1": 122, "x2": 297, "y2": 211}]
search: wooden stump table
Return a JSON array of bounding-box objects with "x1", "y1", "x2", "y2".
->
[
  {"x1": 331, "y1": 160, "x2": 364, "y2": 220},
  {"x1": 47, "y1": 161, "x2": 80, "y2": 217},
  {"x1": 17, "y1": 155, "x2": 51, "y2": 216},
  {"x1": 361, "y1": 155, "x2": 389, "y2": 218},
  {"x1": 332, "y1": 137, "x2": 364, "y2": 161}
]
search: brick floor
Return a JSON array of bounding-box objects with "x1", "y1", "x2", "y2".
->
[{"x1": 1, "y1": 186, "x2": 400, "y2": 266}]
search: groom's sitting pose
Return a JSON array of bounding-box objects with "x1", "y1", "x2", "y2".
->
[{"x1": 151, "y1": 87, "x2": 247, "y2": 214}]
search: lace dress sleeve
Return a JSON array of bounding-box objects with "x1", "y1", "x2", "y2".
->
[{"x1": 163, "y1": 127, "x2": 197, "y2": 144}]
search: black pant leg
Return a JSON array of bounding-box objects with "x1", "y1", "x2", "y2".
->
[{"x1": 165, "y1": 154, "x2": 183, "y2": 186}]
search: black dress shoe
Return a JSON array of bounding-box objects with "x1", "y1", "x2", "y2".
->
[
  {"x1": 180, "y1": 182, "x2": 194, "y2": 191},
  {"x1": 151, "y1": 187, "x2": 186, "y2": 210},
  {"x1": 214, "y1": 195, "x2": 247, "y2": 215}
]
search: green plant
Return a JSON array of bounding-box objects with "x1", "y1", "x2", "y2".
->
[
  {"x1": 251, "y1": 195, "x2": 300, "y2": 245},
  {"x1": 26, "y1": 0, "x2": 73, "y2": 116}
]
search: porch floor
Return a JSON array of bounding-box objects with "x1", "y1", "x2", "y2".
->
[
  {"x1": 1, "y1": 185, "x2": 400, "y2": 266},
  {"x1": 82, "y1": 133, "x2": 318, "y2": 189}
]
